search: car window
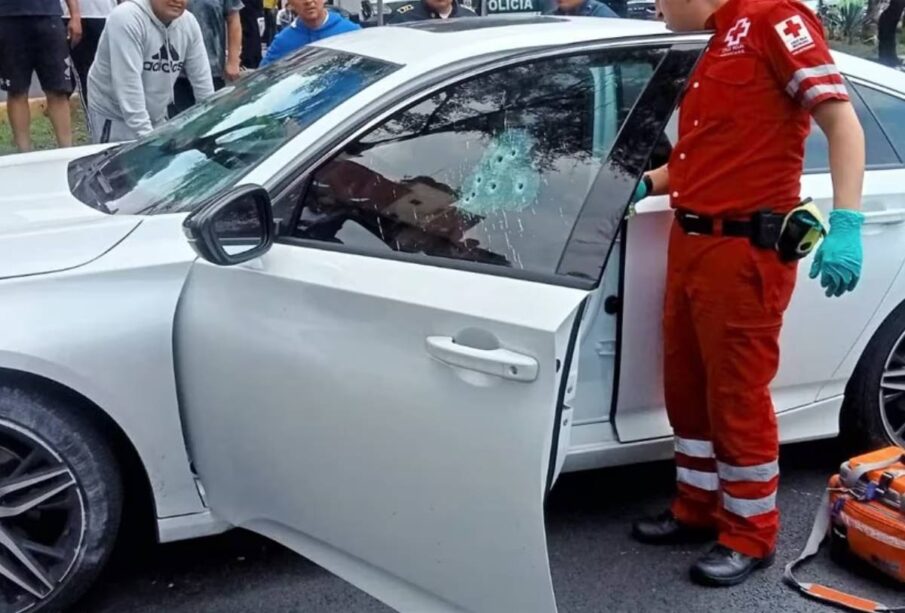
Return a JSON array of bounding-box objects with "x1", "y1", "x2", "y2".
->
[
  {"x1": 804, "y1": 80, "x2": 900, "y2": 172},
  {"x1": 69, "y1": 48, "x2": 399, "y2": 216},
  {"x1": 291, "y1": 47, "x2": 667, "y2": 276},
  {"x1": 853, "y1": 83, "x2": 905, "y2": 162}
]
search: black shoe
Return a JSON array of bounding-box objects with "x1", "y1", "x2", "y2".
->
[
  {"x1": 631, "y1": 510, "x2": 716, "y2": 545},
  {"x1": 690, "y1": 544, "x2": 775, "y2": 587}
]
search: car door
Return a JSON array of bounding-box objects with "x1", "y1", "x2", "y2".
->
[
  {"x1": 615, "y1": 72, "x2": 905, "y2": 442},
  {"x1": 174, "y1": 42, "x2": 701, "y2": 613}
]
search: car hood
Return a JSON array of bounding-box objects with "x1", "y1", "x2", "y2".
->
[{"x1": 0, "y1": 146, "x2": 142, "y2": 280}]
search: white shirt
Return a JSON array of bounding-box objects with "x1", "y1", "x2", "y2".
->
[{"x1": 61, "y1": 0, "x2": 118, "y2": 19}]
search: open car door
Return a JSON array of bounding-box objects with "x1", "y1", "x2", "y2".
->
[{"x1": 175, "y1": 41, "x2": 702, "y2": 613}]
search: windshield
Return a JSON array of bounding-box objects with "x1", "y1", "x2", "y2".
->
[{"x1": 69, "y1": 47, "x2": 400, "y2": 216}]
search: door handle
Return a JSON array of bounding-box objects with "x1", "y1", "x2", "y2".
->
[
  {"x1": 863, "y1": 210, "x2": 905, "y2": 226},
  {"x1": 425, "y1": 336, "x2": 539, "y2": 382}
]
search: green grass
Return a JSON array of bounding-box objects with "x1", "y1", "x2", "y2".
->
[{"x1": 0, "y1": 102, "x2": 89, "y2": 156}]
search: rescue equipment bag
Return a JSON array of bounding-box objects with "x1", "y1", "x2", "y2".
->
[{"x1": 786, "y1": 446, "x2": 905, "y2": 612}]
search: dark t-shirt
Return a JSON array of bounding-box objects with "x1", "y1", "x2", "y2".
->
[{"x1": 0, "y1": 0, "x2": 63, "y2": 17}]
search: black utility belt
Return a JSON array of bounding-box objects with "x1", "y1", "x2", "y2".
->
[
  {"x1": 674, "y1": 209, "x2": 784, "y2": 248},
  {"x1": 675, "y1": 203, "x2": 826, "y2": 262}
]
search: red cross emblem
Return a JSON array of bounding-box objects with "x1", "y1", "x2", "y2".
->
[
  {"x1": 783, "y1": 19, "x2": 803, "y2": 38},
  {"x1": 724, "y1": 17, "x2": 751, "y2": 48}
]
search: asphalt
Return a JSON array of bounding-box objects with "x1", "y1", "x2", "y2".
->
[{"x1": 72, "y1": 439, "x2": 905, "y2": 613}]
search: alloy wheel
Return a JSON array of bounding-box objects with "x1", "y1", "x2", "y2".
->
[
  {"x1": 0, "y1": 419, "x2": 85, "y2": 612},
  {"x1": 879, "y1": 329, "x2": 905, "y2": 447}
]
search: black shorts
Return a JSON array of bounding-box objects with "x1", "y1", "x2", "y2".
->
[{"x1": 0, "y1": 16, "x2": 72, "y2": 95}]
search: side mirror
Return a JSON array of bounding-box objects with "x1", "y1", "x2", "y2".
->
[{"x1": 183, "y1": 185, "x2": 274, "y2": 266}]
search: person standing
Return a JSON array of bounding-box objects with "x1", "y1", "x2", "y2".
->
[
  {"x1": 63, "y1": 0, "x2": 118, "y2": 105},
  {"x1": 239, "y1": 0, "x2": 262, "y2": 68},
  {"x1": 387, "y1": 0, "x2": 476, "y2": 23},
  {"x1": 87, "y1": 0, "x2": 213, "y2": 142},
  {"x1": 630, "y1": 0, "x2": 865, "y2": 587},
  {"x1": 544, "y1": 0, "x2": 618, "y2": 17},
  {"x1": 0, "y1": 0, "x2": 81, "y2": 151},
  {"x1": 171, "y1": 0, "x2": 243, "y2": 114},
  {"x1": 263, "y1": 0, "x2": 278, "y2": 44},
  {"x1": 878, "y1": 0, "x2": 905, "y2": 68},
  {"x1": 260, "y1": 0, "x2": 358, "y2": 66}
]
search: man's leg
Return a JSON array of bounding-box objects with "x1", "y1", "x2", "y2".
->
[
  {"x1": 878, "y1": 0, "x2": 905, "y2": 66},
  {"x1": 32, "y1": 16, "x2": 74, "y2": 148},
  {"x1": 6, "y1": 94, "x2": 33, "y2": 152},
  {"x1": 45, "y1": 93, "x2": 73, "y2": 147},
  {"x1": 0, "y1": 17, "x2": 37, "y2": 152},
  {"x1": 633, "y1": 224, "x2": 716, "y2": 543},
  {"x1": 689, "y1": 241, "x2": 796, "y2": 584},
  {"x1": 70, "y1": 18, "x2": 104, "y2": 106},
  {"x1": 663, "y1": 227, "x2": 717, "y2": 529}
]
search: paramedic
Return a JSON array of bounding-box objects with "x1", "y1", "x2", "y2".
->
[{"x1": 630, "y1": 0, "x2": 866, "y2": 587}]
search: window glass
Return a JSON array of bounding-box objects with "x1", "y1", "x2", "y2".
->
[
  {"x1": 294, "y1": 48, "x2": 666, "y2": 275},
  {"x1": 69, "y1": 48, "x2": 399, "y2": 216},
  {"x1": 804, "y1": 81, "x2": 899, "y2": 172},
  {"x1": 854, "y1": 84, "x2": 905, "y2": 162}
]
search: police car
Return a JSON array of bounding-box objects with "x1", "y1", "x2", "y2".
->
[{"x1": 1, "y1": 16, "x2": 905, "y2": 613}]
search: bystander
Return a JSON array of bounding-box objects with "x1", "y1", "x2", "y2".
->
[
  {"x1": 171, "y1": 0, "x2": 243, "y2": 114},
  {"x1": 87, "y1": 0, "x2": 212, "y2": 143},
  {"x1": 260, "y1": 0, "x2": 358, "y2": 66},
  {"x1": 63, "y1": 0, "x2": 118, "y2": 106},
  {"x1": 0, "y1": 0, "x2": 81, "y2": 151}
]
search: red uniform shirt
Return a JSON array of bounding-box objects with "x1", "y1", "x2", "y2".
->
[{"x1": 668, "y1": 0, "x2": 849, "y2": 216}]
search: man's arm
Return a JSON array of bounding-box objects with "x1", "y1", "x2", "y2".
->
[
  {"x1": 107, "y1": 12, "x2": 153, "y2": 135},
  {"x1": 66, "y1": 0, "x2": 82, "y2": 45},
  {"x1": 225, "y1": 2, "x2": 243, "y2": 81},
  {"x1": 645, "y1": 164, "x2": 669, "y2": 196},
  {"x1": 812, "y1": 100, "x2": 865, "y2": 211},
  {"x1": 184, "y1": 17, "x2": 215, "y2": 101}
]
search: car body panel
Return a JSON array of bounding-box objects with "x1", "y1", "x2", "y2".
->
[
  {"x1": 0, "y1": 216, "x2": 206, "y2": 519},
  {"x1": 176, "y1": 245, "x2": 585, "y2": 613}
]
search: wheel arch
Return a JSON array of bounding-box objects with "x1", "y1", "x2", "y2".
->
[
  {"x1": 0, "y1": 367, "x2": 157, "y2": 539},
  {"x1": 838, "y1": 298, "x2": 905, "y2": 442}
]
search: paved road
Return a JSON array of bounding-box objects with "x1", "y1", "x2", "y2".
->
[{"x1": 72, "y1": 439, "x2": 904, "y2": 613}]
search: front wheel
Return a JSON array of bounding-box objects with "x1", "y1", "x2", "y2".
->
[
  {"x1": 0, "y1": 387, "x2": 123, "y2": 612},
  {"x1": 843, "y1": 303, "x2": 905, "y2": 451}
]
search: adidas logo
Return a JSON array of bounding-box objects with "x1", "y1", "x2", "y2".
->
[{"x1": 143, "y1": 43, "x2": 184, "y2": 73}]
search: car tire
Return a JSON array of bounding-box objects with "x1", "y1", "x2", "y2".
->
[
  {"x1": 842, "y1": 302, "x2": 905, "y2": 452},
  {"x1": 0, "y1": 385, "x2": 123, "y2": 612}
]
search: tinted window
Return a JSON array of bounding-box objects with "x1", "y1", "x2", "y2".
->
[
  {"x1": 804, "y1": 81, "x2": 900, "y2": 172},
  {"x1": 70, "y1": 48, "x2": 399, "y2": 216},
  {"x1": 855, "y1": 84, "x2": 905, "y2": 161},
  {"x1": 293, "y1": 48, "x2": 666, "y2": 275}
]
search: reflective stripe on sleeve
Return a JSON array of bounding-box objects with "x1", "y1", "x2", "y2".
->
[
  {"x1": 722, "y1": 492, "x2": 777, "y2": 518},
  {"x1": 717, "y1": 460, "x2": 779, "y2": 483},
  {"x1": 801, "y1": 83, "x2": 849, "y2": 105},
  {"x1": 675, "y1": 437, "x2": 714, "y2": 459},
  {"x1": 677, "y1": 467, "x2": 720, "y2": 491},
  {"x1": 785, "y1": 64, "x2": 841, "y2": 97}
]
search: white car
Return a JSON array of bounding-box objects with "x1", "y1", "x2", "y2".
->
[{"x1": 1, "y1": 16, "x2": 904, "y2": 613}]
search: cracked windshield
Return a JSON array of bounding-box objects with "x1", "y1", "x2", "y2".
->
[{"x1": 69, "y1": 48, "x2": 398, "y2": 215}]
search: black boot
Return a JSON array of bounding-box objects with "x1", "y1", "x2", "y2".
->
[
  {"x1": 690, "y1": 544, "x2": 775, "y2": 587},
  {"x1": 631, "y1": 510, "x2": 715, "y2": 545}
]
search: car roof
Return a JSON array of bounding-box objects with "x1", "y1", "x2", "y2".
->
[
  {"x1": 314, "y1": 16, "x2": 699, "y2": 68},
  {"x1": 314, "y1": 16, "x2": 905, "y2": 95}
]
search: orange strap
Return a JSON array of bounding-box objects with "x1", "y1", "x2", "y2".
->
[{"x1": 806, "y1": 584, "x2": 881, "y2": 612}]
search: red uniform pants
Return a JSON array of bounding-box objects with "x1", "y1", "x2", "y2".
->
[{"x1": 664, "y1": 222, "x2": 797, "y2": 558}]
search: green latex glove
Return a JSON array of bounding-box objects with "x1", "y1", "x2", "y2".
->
[
  {"x1": 809, "y1": 209, "x2": 864, "y2": 298},
  {"x1": 632, "y1": 177, "x2": 649, "y2": 204}
]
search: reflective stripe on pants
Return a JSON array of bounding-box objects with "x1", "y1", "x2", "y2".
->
[{"x1": 663, "y1": 223, "x2": 795, "y2": 558}]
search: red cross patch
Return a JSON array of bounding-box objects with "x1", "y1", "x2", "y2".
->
[{"x1": 774, "y1": 15, "x2": 815, "y2": 54}]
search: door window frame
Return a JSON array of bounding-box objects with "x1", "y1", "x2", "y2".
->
[
  {"x1": 268, "y1": 37, "x2": 706, "y2": 291},
  {"x1": 803, "y1": 75, "x2": 905, "y2": 175}
]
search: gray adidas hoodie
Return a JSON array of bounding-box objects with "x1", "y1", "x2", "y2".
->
[{"x1": 87, "y1": 0, "x2": 214, "y2": 136}]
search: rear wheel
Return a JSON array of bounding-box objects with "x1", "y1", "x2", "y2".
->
[
  {"x1": 0, "y1": 387, "x2": 122, "y2": 612},
  {"x1": 843, "y1": 303, "x2": 905, "y2": 451}
]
